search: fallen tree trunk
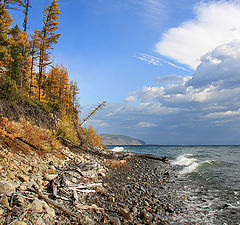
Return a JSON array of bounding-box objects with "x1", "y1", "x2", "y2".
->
[
  {"x1": 5, "y1": 128, "x2": 39, "y2": 150},
  {"x1": 56, "y1": 136, "x2": 81, "y2": 148},
  {"x1": 137, "y1": 154, "x2": 168, "y2": 163}
]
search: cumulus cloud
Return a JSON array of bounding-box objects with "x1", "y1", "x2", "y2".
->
[
  {"x1": 93, "y1": 40, "x2": 240, "y2": 144},
  {"x1": 155, "y1": 75, "x2": 185, "y2": 84},
  {"x1": 88, "y1": 1, "x2": 240, "y2": 144},
  {"x1": 187, "y1": 40, "x2": 240, "y2": 89},
  {"x1": 155, "y1": 1, "x2": 240, "y2": 69}
]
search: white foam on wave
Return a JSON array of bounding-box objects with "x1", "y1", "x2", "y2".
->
[
  {"x1": 171, "y1": 154, "x2": 199, "y2": 175},
  {"x1": 204, "y1": 160, "x2": 215, "y2": 166},
  {"x1": 172, "y1": 154, "x2": 216, "y2": 175},
  {"x1": 179, "y1": 162, "x2": 199, "y2": 175},
  {"x1": 111, "y1": 147, "x2": 125, "y2": 152},
  {"x1": 171, "y1": 154, "x2": 196, "y2": 166}
]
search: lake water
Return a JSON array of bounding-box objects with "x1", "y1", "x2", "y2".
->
[{"x1": 108, "y1": 145, "x2": 240, "y2": 224}]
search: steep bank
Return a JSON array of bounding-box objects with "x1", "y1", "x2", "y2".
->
[{"x1": 0, "y1": 98, "x2": 59, "y2": 129}]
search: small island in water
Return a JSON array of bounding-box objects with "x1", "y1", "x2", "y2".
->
[{"x1": 101, "y1": 134, "x2": 145, "y2": 145}]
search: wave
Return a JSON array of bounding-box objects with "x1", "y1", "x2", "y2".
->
[
  {"x1": 171, "y1": 154, "x2": 215, "y2": 175},
  {"x1": 110, "y1": 146, "x2": 125, "y2": 152},
  {"x1": 171, "y1": 154, "x2": 196, "y2": 166}
]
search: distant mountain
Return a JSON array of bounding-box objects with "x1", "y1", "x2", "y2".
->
[{"x1": 101, "y1": 134, "x2": 145, "y2": 145}]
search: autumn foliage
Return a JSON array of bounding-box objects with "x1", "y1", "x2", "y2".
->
[{"x1": 0, "y1": 0, "x2": 104, "y2": 149}]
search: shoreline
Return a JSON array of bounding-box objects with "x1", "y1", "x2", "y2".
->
[
  {"x1": 96, "y1": 151, "x2": 181, "y2": 224},
  {"x1": 0, "y1": 144, "x2": 182, "y2": 224}
]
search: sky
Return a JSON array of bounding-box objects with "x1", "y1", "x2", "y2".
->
[{"x1": 11, "y1": 0, "x2": 240, "y2": 144}]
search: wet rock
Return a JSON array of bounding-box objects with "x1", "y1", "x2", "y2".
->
[{"x1": 0, "y1": 181, "x2": 15, "y2": 194}]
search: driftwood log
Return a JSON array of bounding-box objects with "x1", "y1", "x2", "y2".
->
[{"x1": 137, "y1": 154, "x2": 168, "y2": 163}]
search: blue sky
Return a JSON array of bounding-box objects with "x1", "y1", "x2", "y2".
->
[{"x1": 11, "y1": 0, "x2": 240, "y2": 144}]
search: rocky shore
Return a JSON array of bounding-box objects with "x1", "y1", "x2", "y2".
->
[{"x1": 0, "y1": 142, "x2": 184, "y2": 224}]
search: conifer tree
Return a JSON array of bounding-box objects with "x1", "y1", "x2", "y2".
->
[
  {"x1": 22, "y1": 0, "x2": 29, "y2": 32},
  {"x1": 28, "y1": 30, "x2": 40, "y2": 97},
  {"x1": 2, "y1": 0, "x2": 23, "y2": 10},
  {"x1": 0, "y1": 3, "x2": 13, "y2": 76},
  {"x1": 37, "y1": 0, "x2": 61, "y2": 101},
  {"x1": 6, "y1": 24, "x2": 29, "y2": 88}
]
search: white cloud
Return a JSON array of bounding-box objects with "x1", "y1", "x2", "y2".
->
[
  {"x1": 88, "y1": 3, "x2": 240, "y2": 144},
  {"x1": 126, "y1": 41, "x2": 240, "y2": 116},
  {"x1": 155, "y1": 1, "x2": 240, "y2": 69},
  {"x1": 86, "y1": 119, "x2": 109, "y2": 127},
  {"x1": 125, "y1": 95, "x2": 136, "y2": 102},
  {"x1": 139, "y1": 86, "x2": 164, "y2": 101},
  {"x1": 137, "y1": 53, "x2": 189, "y2": 71},
  {"x1": 187, "y1": 40, "x2": 240, "y2": 89},
  {"x1": 207, "y1": 109, "x2": 240, "y2": 118},
  {"x1": 137, "y1": 122, "x2": 158, "y2": 128}
]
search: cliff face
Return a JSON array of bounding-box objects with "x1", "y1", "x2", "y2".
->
[{"x1": 101, "y1": 134, "x2": 145, "y2": 145}]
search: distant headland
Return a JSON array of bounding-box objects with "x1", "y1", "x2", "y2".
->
[{"x1": 100, "y1": 134, "x2": 145, "y2": 145}]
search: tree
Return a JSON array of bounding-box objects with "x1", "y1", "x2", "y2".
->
[
  {"x1": 70, "y1": 81, "x2": 80, "y2": 117},
  {"x1": 0, "y1": 3, "x2": 13, "y2": 76},
  {"x1": 36, "y1": 0, "x2": 61, "y2": 101},
  {"x1": 6, "y1": 24, "x2": 29, "y2": 88},
  {"x1": 2, "y1": 0, "x2": 24, "y2": 10},
  {"x1": 28, "y1": 30, "x2": 40, "y2": 97},
  {"x1": 22, "y1": 0, "x2": 30, "y2": 32}
]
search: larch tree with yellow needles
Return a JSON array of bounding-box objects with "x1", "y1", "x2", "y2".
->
[
  {"x1": 36, "y1": 0, "x2": 61, "y2": 101},
  {"x1": 0, "y1": 3, "x2": 13, "y2": 76}
]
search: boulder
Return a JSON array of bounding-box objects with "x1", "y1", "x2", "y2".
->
[
  {"x1": 44, "y1": 174, "x2": 58, "y2": 181},
  {"x1": 31, "y1": 199, "x2": 43, "y2": 213},
  {"x1": 109, "y1": 216, "x2": 121, "y2": 225},
  {"x1": 0, "y1": 195, "x2": 9, "y2": 207},
  {"x1": 0, "y1": 181, "x2": 15, "y2": 194}
]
